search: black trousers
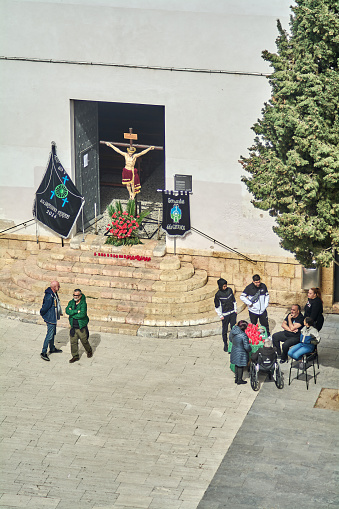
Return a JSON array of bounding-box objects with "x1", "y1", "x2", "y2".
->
[
  {"x1": 235, "y1": 365, "x2": 244, "y2": 383},
  {"x1": 249, "y1": 310, "x2": 270, "y2": 336},
  {"x1": 222, "y1": 312, "x2": 237, "y2": 349},
  {"x1": 272, "y1": 330, "x2": 299, "y2": 356}
]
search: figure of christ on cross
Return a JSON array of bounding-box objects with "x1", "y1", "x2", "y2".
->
[{"x1": 104, "y1": 142, "x2": 155, "y2": 200}]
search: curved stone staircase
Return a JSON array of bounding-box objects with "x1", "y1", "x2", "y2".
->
[{"x1": 0, "y1": 243, "x2": 236, "y2": 338}]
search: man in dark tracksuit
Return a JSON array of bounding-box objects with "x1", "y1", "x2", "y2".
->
[
  {"x1": 214, "y1": 278, "x2": 237, "y2": 352},
  {"x1": 240, "y1": 274, "x2": 270, "y2": 336}
]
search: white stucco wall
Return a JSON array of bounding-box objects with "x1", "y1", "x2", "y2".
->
[{"x1": 0, "y1": 0, "x2": 293, "y2": 256}]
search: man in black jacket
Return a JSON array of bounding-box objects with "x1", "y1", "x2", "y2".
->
[{"x1": 214, "y1": 278, "x2": 237, "y2": 351}]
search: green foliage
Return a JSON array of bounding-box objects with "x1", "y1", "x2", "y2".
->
[
  {"x1": 105, "y1": 199, "x2": 150, "y2": 246},
  {"x1": 240, "y1": 0, "x2": 339, "y2": 267}
]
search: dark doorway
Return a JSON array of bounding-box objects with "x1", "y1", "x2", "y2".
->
[
  {"x1": 98, "y1": 101, "x2": 165, "y2": 213},
  {"x1": 73, "y1": 100, "x2": 100, "y2": 231},
  {"x1": 73, "y1": 100, "x2": 165, "y2": 231}
]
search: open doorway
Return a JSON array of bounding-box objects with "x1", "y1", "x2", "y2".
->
[
  {"x1": 73, "y1": 99, "x2": 165, "y2": 231},
  {"x1": 98, "y1": 101, "x2": 165, "y2": 213}
]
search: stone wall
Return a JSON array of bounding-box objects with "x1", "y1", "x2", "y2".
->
[
  {"x1": 174, "y1": 248, "x2": 334, "y2": 311},
  {"x1": 0, "y1": 233, "x2": 70, "y2": 265},
  {"x1": 0, "y1": 233, "x2": 335, "y2": 311}
]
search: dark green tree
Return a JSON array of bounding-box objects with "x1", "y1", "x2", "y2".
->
[{"x1": 240, "y1": 0, "x2": 339, "y2": 267}]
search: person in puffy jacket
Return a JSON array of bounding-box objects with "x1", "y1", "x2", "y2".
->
[
  {"x1": 214, "y1": 278, "x2": 237, "y2": 352},
  {"x1": 229, "y1": 320, "x2": 252, "y2": 385}
]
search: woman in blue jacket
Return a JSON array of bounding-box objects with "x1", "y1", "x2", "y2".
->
[
  {"x1": 230, "y1": 320, "x2": 252, "y2": 385},
  {"x1": 288, "y1": 317, "x2": 320, "y2": 365}
]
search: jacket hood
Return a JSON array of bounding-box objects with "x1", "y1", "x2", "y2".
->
[
  {"x1": 45, "y1": 287, "x2": 55, "y2": 295},
  {"x1": 217, "y1": 278, "x2": 227, "y2": 290}
]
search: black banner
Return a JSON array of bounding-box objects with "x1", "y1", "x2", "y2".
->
[
  {"x1": 162, "y1": 191, "x2": 191, "y2": 237},
  {"x1": 33, "y1": 143, "x2": 85, "y2": 238}
]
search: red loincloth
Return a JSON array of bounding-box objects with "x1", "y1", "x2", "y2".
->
[{"x1": 122, "y1": 167, "x2": 141, "y2": 193}]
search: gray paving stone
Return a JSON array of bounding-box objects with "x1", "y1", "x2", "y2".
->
[
  {"x1": 1, "y1": 311, "x2": 338, "y2": 509},
  {"x1": 197, "y1": 313, "x2": 339, "y2": 509}
]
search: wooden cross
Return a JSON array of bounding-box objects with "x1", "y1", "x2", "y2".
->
[{"x1": 124, "y1": 127, "x2": 138, "y2": 151}]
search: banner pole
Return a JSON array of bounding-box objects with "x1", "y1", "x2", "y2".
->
[
  {"x1": 94, "y1": 202, "x2": 98, "y2": 235},
  {"x1": 82, "y1": 207, "x2": 85, "y2": 242},
  {"x1": 35, "y1": 199, "x2": 39, "y2": 244}
]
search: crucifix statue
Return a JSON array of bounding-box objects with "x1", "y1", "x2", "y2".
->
[{"x1": 104, "y1": 128, "x2": 154, "y2": 200}]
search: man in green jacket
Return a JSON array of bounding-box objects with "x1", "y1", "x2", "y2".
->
[{"x1": 66, "y1": 288, "x2": 92, "y2": 363}]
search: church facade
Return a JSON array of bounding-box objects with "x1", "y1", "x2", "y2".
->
[{"x1": 0, "y1": 0, "x2": 337, "y2": 307}]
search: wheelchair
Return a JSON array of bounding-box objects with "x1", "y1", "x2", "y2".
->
[{"x1": 249, "y1": 351, "x2": 284, "y2": 391}]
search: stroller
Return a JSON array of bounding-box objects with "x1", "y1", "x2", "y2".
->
[{"x1": 249, "y1": 349, "x2": 284, "y2": 391}]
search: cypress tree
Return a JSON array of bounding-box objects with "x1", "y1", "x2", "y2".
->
[{"x1": 240, "y1": 0, "x2": 339, "y2": 267}]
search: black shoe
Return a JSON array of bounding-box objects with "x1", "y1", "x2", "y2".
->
[
  {"x1": 49, "y1": 348, "x2": 63, "y2": 353},
  {"x1": 87, "y1": 350, "x2": 93, "y2": 358},
  {"x1": 69, "y1": 357, "x2": 79, "y2": 363},
  {"x1": 280, "y1": 359, "x2": 287, "y2": 364},
  {"x1": 237, "y1": 380, "x2": 247, "y2": 385},
  {"x1": 41, "y1": 353, "x2": 50, "y2": 362},
  {"x1": 223, "y1": 345, "x2": 228, "y2": 352}
]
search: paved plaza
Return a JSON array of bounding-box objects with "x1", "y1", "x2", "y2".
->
[{"x1": 0, "y1": 308, "x2": 338, "y2": 509}]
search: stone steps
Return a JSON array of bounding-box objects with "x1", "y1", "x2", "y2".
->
[{"x1": 0, "y1": 245, "x2": 224, "y2": 336}]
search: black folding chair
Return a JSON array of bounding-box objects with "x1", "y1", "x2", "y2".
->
[{"x1": 288, "y1": 344, "x2": 319, "y2": 390}]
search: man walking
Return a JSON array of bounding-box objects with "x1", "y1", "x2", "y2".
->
[
  {"x1": 66, "y1": 288, "x2": 92, "y2": 363},
  {"x1": 40, "y1": 280, "x2": 63, "y2": 361},
  {"x1": 240, "y1": 274, "x2": 270, "y2": 336}
]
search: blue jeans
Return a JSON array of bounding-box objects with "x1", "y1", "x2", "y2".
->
[
  {"x1": 42, "y1": 323, "x2": 56, "y2": 354},
  {"x1": 288, "y1": 343, "x2": 314, "y2": 360}
]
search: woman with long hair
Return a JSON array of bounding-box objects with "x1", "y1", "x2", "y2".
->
[{"x1": 304, "y1": 287, "x2": 324, "y2": 331}]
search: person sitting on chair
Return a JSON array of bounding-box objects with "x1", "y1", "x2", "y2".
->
[
  {"x1": 272, "y1": 304, "x2": 304, "y2": 363},
  {"x1": 288, "y1": 317, "x2": 320, "y2": 369}
]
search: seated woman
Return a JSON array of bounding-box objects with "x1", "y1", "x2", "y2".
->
[
  {"x1": 288, "y1": 317, "x2": 320, "y2": 368},
  {"x1": 229, "y1": 320, "x2": 252, "y2": 385}
]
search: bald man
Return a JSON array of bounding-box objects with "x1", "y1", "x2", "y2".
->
[{"x1": 40, "y1": 281, "x2": 63, "y2": 361}]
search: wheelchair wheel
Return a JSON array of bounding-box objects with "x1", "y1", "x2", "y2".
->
[
  {"x1": 275, "y1": 363, "x2": 284, "y2": 389},
  {"x1": 250, "y1": 363, "x2": 259, "y2": 391}
]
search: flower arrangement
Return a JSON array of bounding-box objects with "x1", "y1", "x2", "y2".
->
[
  {"x1": 245, "y1": 323, "x2": 263, "y2": 345},
  {"x1": 105, "y1": 200, "x2": 150, "y2": 246}
]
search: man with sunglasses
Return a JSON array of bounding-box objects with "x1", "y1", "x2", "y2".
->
[{"x1": 66, "y1": 288, "x2": 92, "y2": 363}]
